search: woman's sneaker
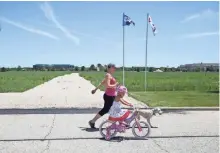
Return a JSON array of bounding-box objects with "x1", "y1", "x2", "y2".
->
[{"x1": 89, "y1": 121, "x2": 95, "y2": 128}]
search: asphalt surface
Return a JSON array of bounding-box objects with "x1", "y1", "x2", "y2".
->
[
  {"x1": 0, "y1": 73, "x2": 219, "y2": 152},
  {"x1": 0, "y1": 111, "x2": 219, "y2": 153}
]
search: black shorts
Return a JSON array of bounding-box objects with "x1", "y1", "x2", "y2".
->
[{"x1": 98, "y1": 93, "x2": 115, "y2": 116}]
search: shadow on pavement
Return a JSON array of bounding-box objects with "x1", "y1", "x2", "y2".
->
[
  {"x1": 0, "y1": 107, "x2": 217, "y2": 115},
  {"x1": 0, "y1": 135, "x2": 218, "y2": 142},
  {"x1": 0, "y1": 108, "x2": 101, "y2": 115},
  {"x1": 149, "y1": 135, "x2": 220, "y2": 138},
  {"x1": 79, "y1": 127, "x2": 99, "y2": 132}
]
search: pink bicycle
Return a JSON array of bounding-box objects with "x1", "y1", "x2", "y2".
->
[{"x1": 99, "y1": 107, "x2": 151, "y2": 140}]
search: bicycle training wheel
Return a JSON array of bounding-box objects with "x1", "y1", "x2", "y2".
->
[
  {"x1": 132, "y1": 121, "x2": 151, "y2": 138},
  {"x1": 99, "y1": 120, "x2": 117, "y2": 138}
]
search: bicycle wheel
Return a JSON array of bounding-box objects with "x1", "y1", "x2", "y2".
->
[
  {"x1": 99, "y1": 120, "x2": 117, "y2": 138},
  {"x1": 132, "y1": 121, "x2": 151, "y2": 138}
]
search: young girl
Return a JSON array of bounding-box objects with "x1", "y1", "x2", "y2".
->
[{"x1": 108, "y1": 86, "x2": 133, "y2": 122}]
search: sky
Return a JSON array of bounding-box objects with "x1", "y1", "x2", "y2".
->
[{"x1": 0, "y1": 1, "x2": 219, "y2": 67}]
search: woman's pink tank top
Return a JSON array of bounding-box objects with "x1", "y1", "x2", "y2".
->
[{"x1": 105, "y1": 74, "x2": 117, "y2": 96}]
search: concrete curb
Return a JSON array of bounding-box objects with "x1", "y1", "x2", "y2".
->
[
  {"x1": 128, "y1": 107, "x2": 219, "y2": 111},
  {"x1": 0, "y1": 106, "x2": 218, "y2": 112},
  {"x1": 0, "y1": 107, "x2": 218, "y2": 115}
]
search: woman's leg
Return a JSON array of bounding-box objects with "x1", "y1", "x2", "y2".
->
[
  {"x1": 98, "y1": 95, "x2": 114, "y2": 116},
  {"x1": 89, "y1": 94, "x2": 114, "y2": 128},
  {"x1": 89, "y1": 114, "x2": 101, "y2": 125}
]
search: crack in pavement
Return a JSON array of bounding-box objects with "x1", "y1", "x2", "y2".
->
[
  {"x1": 41, "y1": 114, "x2": 56, "y2": 153},
  {"x1": 43, "y1": 114, "x2": 56, "y2": 139},
  {"x1": 41, "y1": 140, "x2": 51, "y2": 153},
  {"x1": 153, "y1": 140, "x2": 170, "y2": 153}
]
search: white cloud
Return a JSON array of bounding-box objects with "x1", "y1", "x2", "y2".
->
[
  {"x1": 71, "y1": 30, "x2": 119, "y2": 45},
  {"x1": 40, "y1": 2, "x2": 80, "y2": 45},
  {"x1": 181, "y1": 9, "x2": 218, "y2": 23},
  {"x1": 182, "y1": 31, "x2": 219, "y2": 38},
  {"x1": 0, "y1": 17, "x2": 59, "y2": 40},
  {"x1": 32, "y1": 20, "x2": 118, "y2": 46}
]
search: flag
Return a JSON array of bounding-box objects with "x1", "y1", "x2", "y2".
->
[
  {"x1": 148, "y1": 15, "x2": 157, "y2": 36},
  {"x1": 123, "y1": 13, "x2": 135, "y2": 26}
]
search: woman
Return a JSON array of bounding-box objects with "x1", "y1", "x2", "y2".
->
[{"x1": 89, "y1": 63, "x2": 118, "y2": 128}]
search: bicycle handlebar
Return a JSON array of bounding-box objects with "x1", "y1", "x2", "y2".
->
[{"x1": 131, "y1": 105, "x2": 138, "y2": 111}]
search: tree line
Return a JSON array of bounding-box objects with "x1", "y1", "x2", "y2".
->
[{"x1": 0, "y1": 63, "x2": 219, "y2": 72}]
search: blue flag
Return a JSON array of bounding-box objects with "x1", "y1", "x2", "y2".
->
[{"x1": 123, "y1": 13, "x2": 135, "y2": 26}]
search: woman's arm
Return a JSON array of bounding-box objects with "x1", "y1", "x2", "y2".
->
[
  {"x1": 91, "y1": 74, "x2": 118, "y2": 94},
  {"x1": 91, "y1": 79, "x2": 105, "y2": 94},
  {"x1": 95, "y1": 79, "x2": 105, "y2": 90}
]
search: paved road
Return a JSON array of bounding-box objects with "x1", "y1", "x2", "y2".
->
[
  {"x1": 0, "y1": 73, "x2": 219, "y2": 152},
  {"x1": 0, "y1": 111, "x2": 219, "y2": 153}
]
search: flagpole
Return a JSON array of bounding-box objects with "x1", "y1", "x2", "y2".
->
[
  {"x1": 122, "y1": 13, "x2": 125, "y2": 86},
  {"x1": 145, "y1": 13, "x2": 149, "y2": 92}
]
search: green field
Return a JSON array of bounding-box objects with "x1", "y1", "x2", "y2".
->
[
  {"x1": 0, "y1": 71, "x2": 71, "y2": 92},
  {"x1": 129, "y1": 91, "x2": 219, "y2": 107},
  {"x1": 0, "y1": 71, "x2": 219, "y2": 107},
  {"x1": 80, "y1": 71, "x2": 219, "y2": 107},
  {"x1": 80, "y1": 72, "x2": 219, "y2": 92}
]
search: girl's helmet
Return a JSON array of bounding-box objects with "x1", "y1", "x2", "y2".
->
[{"x1": 116, "y1": 85, "x2": 128, "y2": 93}]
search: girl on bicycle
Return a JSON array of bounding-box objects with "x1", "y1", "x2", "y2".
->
[{"x1": 108, "y1": 85, "x2": 133, "y2": 122}]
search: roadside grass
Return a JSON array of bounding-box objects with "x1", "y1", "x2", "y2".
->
[
  {"x1": 0, "y1": 71, "x2": 72, "y2": 92},
  {"x1": 80, "y1": 71, "x2": 219, "y2": 107},
  {"x1": 129, "y1": 91, "x2": 219, "y2": 107}
]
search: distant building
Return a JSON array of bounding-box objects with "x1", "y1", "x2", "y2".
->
[
  {"x1": 153, "y1": 69, "x2": 163, "y2": 72},
  {"x1": 179, "y1": 63, "x2": 219, "y2": 72},
  {"x1": 33, "y1": 64, "x2": 74, "y2": 70}
]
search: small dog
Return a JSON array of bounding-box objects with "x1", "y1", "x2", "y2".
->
[{"x1": 137, "y1": 107, "x2": 162, "y2": 128}]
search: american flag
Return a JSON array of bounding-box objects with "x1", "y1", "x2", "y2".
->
[{"x1": 148, "y1": 15, "x2": 157, "y2": 36}]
